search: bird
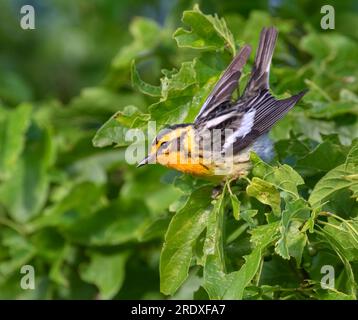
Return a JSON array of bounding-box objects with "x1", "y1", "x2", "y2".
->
[{"x1": 137, "y1": 27, "x2": 307, "y2": 180}]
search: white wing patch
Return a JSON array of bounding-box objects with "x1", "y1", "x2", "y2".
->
[
  {"x1": 222, "y1": 110, "x2": 256, "y2": 150},
  {"x1": 204, "y1": 112, "x2": 236, "y2": 129}
]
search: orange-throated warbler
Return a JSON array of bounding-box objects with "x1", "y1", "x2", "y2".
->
[{"x1": 137, "y1": 27, "x2": 307, "y2": 180}]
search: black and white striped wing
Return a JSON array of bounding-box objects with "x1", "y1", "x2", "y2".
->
[
  {"x1": 195, "y1": 26, "x2": 307, "y2": 156},
  {"x1": 222, "y1": 89, "x2": 307, "y2": 154},
  {"x1": 221, "y1": 26, "x2": 307, "y2": 154},
  {"x1": 194, "y1": 45, "x2": 251, "y2": 122}
]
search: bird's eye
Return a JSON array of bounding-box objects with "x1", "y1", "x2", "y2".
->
[{"x1": 159, "y1": 141, "x2": 169, "y2": 148}]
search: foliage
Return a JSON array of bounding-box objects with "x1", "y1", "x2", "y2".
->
[{"x1": 0, "y1": 1, "x2": 357, "y2": 300}]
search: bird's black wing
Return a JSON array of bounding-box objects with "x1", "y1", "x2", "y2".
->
[
  {"x1": 241, "y1": 27, "x2": 278, "y2": 100},
  {"x1": 194, "y1": 45, "x2": 251, "y2": 122},
  {"x1": 222, "y1": 89, "x2": 307, "y2": 154},
  {"x1": 220, "y1": 26, "x2": 307, "y2": 154},
  {"x1": 196, "y1": 27, "x2": 307, "y2": 155}
]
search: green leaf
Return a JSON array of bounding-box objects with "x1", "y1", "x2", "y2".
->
[
  {"x1": 296, "y1": 136, "x2": 348, "y2": 175},
  {"x1": 246, "y1": 177, "x2": 281, "y2": 216},
  {"x1": 223, "y1": 248, "x2": 262, "y2": 299},
  {"x1": 275, "y1": 199, "x2": 310, "y2": 262},
  {"x1": 49, "y1": 245, "x2": 72, "y2": 287},
  {"x1": 92, "y1": 115, "x2": 125, "y2": 148},
  {"x1": 131, "y1": 61, "x2": 161, "y2": 97},
  {"x1": 306, "y1": 101, "x2": 358, "y2": 119},
  {"x1": 62, "y1": 198, "x2": 150, "y2": 246},
  {"x1": 0, "y1": 229, "x2": 36, "y2": 278},
  {"x1": 92, "y1": 106, "x2": 148, "y2": 148},
  {"x1": 80, "y1": 251, "x2": 129, "y2": 299},
  {"x1": 150, "y1": 87, "x2": 196, "y2": 127},
  {"x1": 69, "y1": 87, "x2": 145, "y2": 116},
  {"x1": 258, "y1": 256, "x2": 302, "y2": 289},
  {"x1": 274, "y1": 132, "x2": 312, "y2": 162},
  {"x1": 323, "y1": 217, "x2": 358, "y2": 262},
  {"x1": 222, "y1": 219, "x2": 279, "y2": 299},
  {"x1": 251, "y1": 153, "x2": 304, "y2": 198},
  {"x1": 302, "y1": 207, "x2": 320, "y2": 233},
  {"x1": 285, "y1": 221, "x2": 307, "y2": 265},
  {"x1": 0, "y1": 103, "x2": 32, "y2": 180},
  {"x1": 114, "y1": 105, "x2": 150, "y2": 128},
  {"x1": 240, "y1": 11, "x2": 273, "y2": 45},
  {"x1": 202, "y1": 189, "x2": 230, "y2": 299},
  {"x1": 300, "y1": 33, "x2": 358, "y2": 66},
  {"x1": 28, "y1": 182, "x2": 104, "y2": 231},
  {"x1": 318, "y1": 226, "x2": 357, "y2": 297},
  {"x1": 149, "y1": 61, "x2": 197, "y2": 127},
  {"x1": 112, "y1": 17, "x2": 161, "y2": 69},
  {"x1": 250, "y1": 221, "x2": 280, "y2": 248},
  {"x1": 0, "y1": 124, "x2": 54, "y2": 222},
  {"x1": 31, "y1": 180, "x2": 151, "y2": 247},
  {"x1": 240, "y1": 209, "x2": 258, "y2": 228},
  {"x1": 309, "y1": 163, "x2": 358, "y2": 206},
  {"x1": 230, "y1": 194, "x2": 240, "y2": 220},
  {"x1": 345, "y1": 138, "x2": 358, "y2": 167},
  {"x1": 138, "y1": 214, "x2": 171, "y2": 242},
  {"x1": 160, "y1": 186, "x2": 212, "y2": 295},
  {"x1": 317, "y1": 289, "x2": 356, "y2": 300},
  {"x1": 173, "y1": 4, "x2": 236, "y2": 55},
  {"x1": 160, "y1": 62, "x2": 197, "y2": 99},
  {"x1": 30, "y1": 229, "x2": 66, "y2": 263}
]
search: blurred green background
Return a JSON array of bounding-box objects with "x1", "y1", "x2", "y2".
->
[{"x1": 0, "y1": 0, "x2": 357, "y2": 299}]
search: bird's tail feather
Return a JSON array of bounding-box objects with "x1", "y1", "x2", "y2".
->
[{"x1": 244, "y1": 27, "x2": 278, "y2": 97}]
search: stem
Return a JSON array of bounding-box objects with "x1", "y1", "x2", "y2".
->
[
  {"x1": 325, "y1": 212, "x2": 358, "y2": 238},
  {"x1": 304, "y1": 79, "x2": 333, "y2": 102},
  {"x1": 0, "y1": 216, "x2": 27, "y2": 235},
  {"x1": 241, "y1": 176, "x2": 251, "y2": 184},
  {"x1": 318, "y1": 220, "x2": 358, "y2": 247},
  {"x1": 255, "y1": 258, "x2": 264, "y2": 286},
  {"x1": 226, "y1": 179, "x2": 234, "y2": 196}
]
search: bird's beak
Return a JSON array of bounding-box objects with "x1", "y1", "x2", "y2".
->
[{"x1": 137, "y1": 153, "x2": 156, "y2": 168}]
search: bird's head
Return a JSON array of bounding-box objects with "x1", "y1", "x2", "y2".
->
[{"x1": 137, "y1": 124, "x2": 193, "y2": 168}]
